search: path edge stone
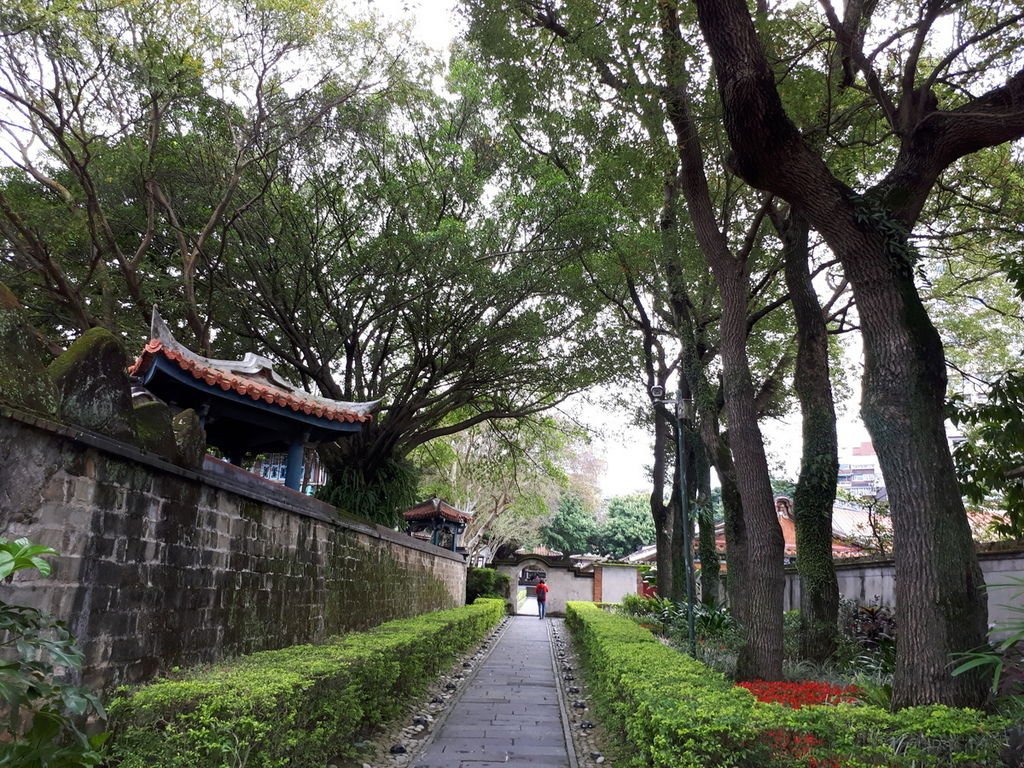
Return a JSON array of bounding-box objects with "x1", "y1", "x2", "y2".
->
[{"x1": 546, "y1": 618, "x2": 580, "y2": 768}]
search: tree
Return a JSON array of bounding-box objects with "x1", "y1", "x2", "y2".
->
[
  {"x1": 541, "y1": 494, "x2": 598, "y2": 556},
  {"x1": 0, "y1": 3, "x2": 622, "y2": 526},
  {"x1": 0, "y1": 0, "x2": 395, "y2": 346},
  {"x1": 593, "y1": 494, "x2": 657, "y2": 559},
  {"x1": 952, "y1": 372, "x2": 1024, "y2": 538},
  {"x1": 837, "y1": 490, "x2": 894, "y2": 557},
  {"x1": 774, "y1": 211, "x2": 840, "y2": 662},
  {"x1": 463, "y1": 3, "x2": 809, "y2": 669},
  {"x1": 414, "y1": 415, "x2": 583, "y2": 560},
  {"x1": 690, "y1": 0, "x2": 1023, "y2": 706},
  {"x1": 218, "y1": 61, "x2": 615, "y2": 523}
]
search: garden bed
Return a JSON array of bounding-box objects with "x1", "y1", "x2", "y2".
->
[
  {"x1": 565, "y1": 601, "x2": 1011, "y2": 767},
  {"x1": 106, "y1": 598, "x2": 505, "y2": 767}
]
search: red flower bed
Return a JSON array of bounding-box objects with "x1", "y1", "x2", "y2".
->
[
  {"x1": 763, "y1": 729, "x2": 841, "y2": 767},
  {"x1": 739, "y1": 682, "x2": 858, "y2": 766},
  {"x1": 737, "y1": 680, "x2": 859, "y2": 708}
]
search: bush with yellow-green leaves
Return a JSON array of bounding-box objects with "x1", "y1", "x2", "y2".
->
[
  {"x1": 107, "y1": 598, "x2": 505, "y2": 767},
  {"x1": 566, "y1": 601, "x2": 1010, "y2": 767}
]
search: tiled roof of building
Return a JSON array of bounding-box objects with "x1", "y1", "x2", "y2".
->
[
  {"x1": 514, "y1": 545, "x2": 564, "y2": 558},
  {"x1": 710, "y1": 495, "x2": 866, "y2": 559},
  {"x1": 403, "y1": 498, "x2": 473, "y2": 524},
  {"x1": 129, "y1": 309, "x2": 377, "y2": 424}
]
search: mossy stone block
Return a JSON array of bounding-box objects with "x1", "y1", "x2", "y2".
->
[
  {"x1": 133, "y1": 400, "x2": 179, "y2": 461},
  {"x1": 0, "y1": 283, "x2": 59, "y2": 416},
  {"x1": 49, "y1": 327, "x2": 135, "y2": 440},
  {"x1": 172, "y1": 408, "x2": 206, "y2": 468}
]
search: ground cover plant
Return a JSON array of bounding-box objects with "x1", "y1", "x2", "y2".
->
[
  {"x1": 570, "y1": 601, "x2": 1011, "y2": 767},
  {"x1": 0, "y1": 538, "x2": 107, "y2": 767},
  {"x1": 106, "y1": 598, "x2": 505, "y2": 768}
]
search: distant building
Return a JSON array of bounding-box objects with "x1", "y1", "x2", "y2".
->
[
  {"x1": 837, "y1": 440, "x2": 885, "y2": 494},
  {"x1": 250, "y1": 450, "x2": 328, "y2": 495}
]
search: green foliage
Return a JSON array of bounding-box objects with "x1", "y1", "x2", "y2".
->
[
  {"x1": 106, "y1": 599, "x2": 505, "y2": 767},
  {"x1": 0, "y1": 538, "x2": 58, "y2": 579},
  {"x1": 566, "y1": 602, "x2": 1010, "y2": 767},
  {"x1": 826, "y1": 598, "x2": 898, "y2": 680},
  {"x1": 316, "y1": 457, "x2": 420, "y2": 528},
  {"x1": 591, "y1": 494, "x2": 656, "y2": 559},
  {"x1": 466, "y1": 568, "x2": 509, "y2": 603},
  {"x1": 951, "y1": 371, "x2": 1024, "y2": 537},
  {"x1": 0, "y1": 538, "x2": 107, "y2": 767},
  {"x1": 567, "y1": 601, "x2": 765, "y2": 767},
  {"x1": 540, "y1": 494, "x2": 598, "y2": 555},
  {"x1": 953, "y1": 576, "x2": 1024, "y2": 697},
  {"x1": 542, "y1": 493, "x2": 659, "y2": 559},
  {"x1": 618, "y1": 594, "x2": 737, "y2": 646},
  {"x1": 413, "y1": 415, "x2": 583, "y2": 555}
]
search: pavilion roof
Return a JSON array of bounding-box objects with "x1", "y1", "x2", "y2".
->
[
  {"x1": 403, "y1": 498, "x2": 473, "y2": 524},
  {"x1": 129, "y1": 309, "x2": 377, "y2": 425}
]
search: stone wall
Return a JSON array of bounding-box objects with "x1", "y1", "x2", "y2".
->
[
  {"x1": 783, "y1": 548, "x2": 1024, "y2": 632},
  {"x1": 0, "y1": 409, "x2": 466, "y2": 691}
]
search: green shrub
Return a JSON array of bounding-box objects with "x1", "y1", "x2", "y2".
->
[
  {"x1": 466, "y1": 567, "x2": 510, "y2": 603},
  {"x1": 0, "y1": 538, "x2": 107, "y2": 767},
  {"x1": 565, "y1": 601, "x2": 1010, "y2": 768},
  {"x1": 106, "y1": 598, "x2": 504, "y2": 768}
]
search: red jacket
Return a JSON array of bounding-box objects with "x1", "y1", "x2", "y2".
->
[{"x1": 535, "y1": 583, "x2": 549, "y2": 602}]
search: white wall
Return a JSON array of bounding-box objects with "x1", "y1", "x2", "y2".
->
[
  {"x1": 783, "y1": 549, "x2": 1024, "y2": 633},
  {"x1": 601, "y1": 565, "x2": 640, "y2": 604},
  {"x1": 494, "y1": 560, "x2": 643, "y2": 614},
  {"x1": 495, "y1": 559, "x2": 595, "y2": 616}
]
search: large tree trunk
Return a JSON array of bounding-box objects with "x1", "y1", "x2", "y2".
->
[
  {"x1": 659, "y1": 2, "x2": 784, "y2": 680},
  {"x1": 704, "y1": 424, "x2": 749, "y2": 627},
  {"x1": 779, "y1": 212, "x2": 840, "y2": 662},
  {"x1": 691, "y1": 0, "x2": 990, "y2": 706},
  {"x1": 718, "y1": 276, "x2": 785, "y2": 680},
  {"x1": 856, "y1": 249, "x2": 988, "y2": 708},
  {"x1": 696, "y1": 442, "x2": 719, "y2": 607},
  {"x1": 651, "y1": 410, "x2": 676, "y2": 600}
]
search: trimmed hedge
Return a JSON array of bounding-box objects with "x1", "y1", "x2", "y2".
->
[
  {"x1": 107, "y1": 598, "x2": 505, "y2": 767},
  {"x1": 565, "y1": 601, "x2": 1010, "y2": 768},
  {"x1": 466, "y1": 567, "x2": 510, "y2": 603}
]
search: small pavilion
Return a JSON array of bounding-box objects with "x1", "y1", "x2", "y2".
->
[
  {"x1": 403, "y1": 498, "x2": 472, "y2": 552},
  {"x1": 129, "y1": 309, "x2": 378, "y2": 490}
]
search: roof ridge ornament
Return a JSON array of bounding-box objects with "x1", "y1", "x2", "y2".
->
[{"x1": 142, "y1": 307, "x2": 380, "y2": 419}]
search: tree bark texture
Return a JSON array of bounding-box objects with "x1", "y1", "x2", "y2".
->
[
  {"x1": 660, "y1": 2, "x2": 784, "y2": 679},
  {"x1": 669, "y1": 444, "x2": 687, "y2": 604},
  {"x1": 779, "y1": 212, "x2": 840, "y2": 663},
  {"x1": 718, "y1": 275, "x2": 785, "y2": 681},
  {"x1": 703, "y1": 422, "x2": 749, "y2": 628},
  {"x1": 696, "y1": 443, "x2": 720, "y2": 606},
  {"x1": 692, "y1": 0, "x2": 990, "y2": 706},
  {"x1": 651, "y1": 411, "x2": 677, "y2": 600}
]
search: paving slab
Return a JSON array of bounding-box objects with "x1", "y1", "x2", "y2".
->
[{"x1": 413, "y1": 616, "x2": 576, "y2": 768}]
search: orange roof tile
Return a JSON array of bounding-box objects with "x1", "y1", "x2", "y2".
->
[
  {"x1": 130, "y1": 339, "x2": 373, "y2": 424},
  {"x1": 403, "y1": 498, "x2": 472, "y2": 524}
]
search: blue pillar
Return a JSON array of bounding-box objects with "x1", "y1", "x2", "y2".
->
[{"x1": 284, "y1": 439, "x2": 304, "y2": 491}]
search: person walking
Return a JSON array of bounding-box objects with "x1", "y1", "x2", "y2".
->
[{"x1": 535, "y1": 578, "x2": 549, "y2": 619}]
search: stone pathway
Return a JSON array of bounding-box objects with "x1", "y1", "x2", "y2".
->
[{"x1": 413, "y1": 616, "x2": 576, "y2": 768}]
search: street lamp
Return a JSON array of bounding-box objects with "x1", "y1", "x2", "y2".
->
[{"x1": 650, "y1": 385, "x2": 697, "y2": 657}]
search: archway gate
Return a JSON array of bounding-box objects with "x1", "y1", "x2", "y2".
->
[{"x1": 492, "y1": 555, "x2": 642, "y2": 616}]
